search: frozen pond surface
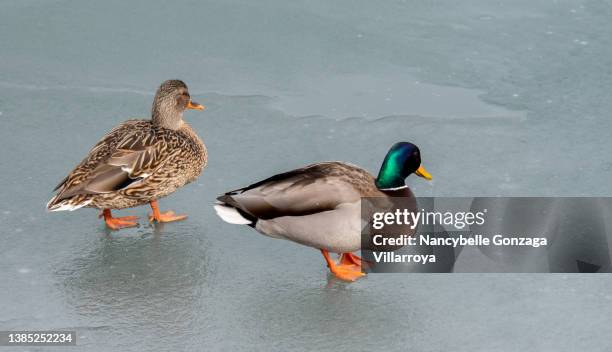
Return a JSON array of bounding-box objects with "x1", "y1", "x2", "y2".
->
[{"x1": 1, "y1": 0, "x2": 612, "y2": 351}]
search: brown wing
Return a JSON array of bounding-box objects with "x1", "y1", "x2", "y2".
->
[
  {"x1": 53, "y1": 120, "x2": 144, "y2": 191},
  {"x1": 52, "y1": 121, "x2": 177, "y2": 202}
]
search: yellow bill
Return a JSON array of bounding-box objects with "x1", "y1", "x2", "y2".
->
[{"x1": 415, "y1": 165, "x2": 432, "y2": 180}]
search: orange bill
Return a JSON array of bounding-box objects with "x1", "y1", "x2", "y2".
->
[{"x1": 187, "y1": 100, "x2": 205, "y2": 110}]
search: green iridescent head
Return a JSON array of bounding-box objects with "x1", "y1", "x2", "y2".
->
[{"x1": 375, "y1": 142, "x2": 432, "y2": 190}]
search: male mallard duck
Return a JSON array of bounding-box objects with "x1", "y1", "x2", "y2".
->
[
  {"x1": 47, "y1": 80, "x2": 207, "y2": 230},
  {"x1": 214, "y1": 142, "x2": 432, "y2": 281}
]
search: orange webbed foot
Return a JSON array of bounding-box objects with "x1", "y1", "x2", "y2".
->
[
  {"x1": 321, "y1": 250, "x2": 366, "y2": 282},
  {"x1": 148, "y1": 200, "x2": 187, "y2": 223},
  {"x1": 100, "y1": 210, "x2": 139, "y2": 230},
  {"x1": 329, "y1": 264, "x2": 366, "y2": 281},
  {"x1": 148, "y1": 210, "x2": 188, "y2": 223}
]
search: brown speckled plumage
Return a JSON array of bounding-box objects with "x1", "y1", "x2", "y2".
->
[{"x1": 47, "y1": 80, "x2": 207, "y2": 211}]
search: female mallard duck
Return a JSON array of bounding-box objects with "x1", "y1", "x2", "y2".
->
[
  {"x1": 47, "y1": 80, "x2": 207, "y2": 230},
  {"x1": 214, "y1": 142, "x2": 432, "y2": 281}
]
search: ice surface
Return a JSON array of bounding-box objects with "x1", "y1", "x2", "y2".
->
[
  {"x1": 271, "y1": 68, "x2": 524, "y2": 120},
  {"x1": 1, "y1": 0, "x2": 612, "y2": 351}
]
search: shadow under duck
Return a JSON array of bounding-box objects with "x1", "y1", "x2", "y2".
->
[
  {"x1": 214, "y1": 142, "x2": 432, "y2": 281},
  {"x1": 47, "y1": 80, "x2": 207, "y2": 230}
]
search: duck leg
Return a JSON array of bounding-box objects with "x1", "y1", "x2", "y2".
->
[
  {"x1": 148, "y1": 200, "x2": 187, "y2": 223},
  {"x1": 321, "y1": 250, "x2": 365, "y2": 282},
  {"x1": 100, "y1": 209, "x2": 139, "y2": 230},
  {"x1": 340, "y1": 252, "x2": 371, "y2": 269}
]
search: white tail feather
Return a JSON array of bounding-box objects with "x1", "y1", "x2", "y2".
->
[
  {"x1": 46, "y1": 198, "x2": 92, "y2": 212},
  {"x1": 214, "y1": 202, "x2": 252, "y2": 225}
]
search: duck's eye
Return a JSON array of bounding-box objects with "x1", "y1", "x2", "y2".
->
[{"x1": 177, "y1": 95, "x2": 188, "y2": 105}]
